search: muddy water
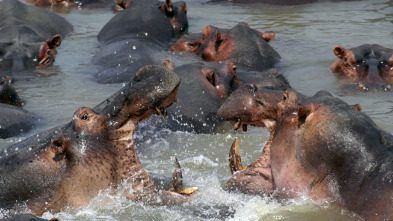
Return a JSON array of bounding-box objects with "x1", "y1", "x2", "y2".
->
[{"x1": 1, "y1": 0, "x2": 393, "y2": 220}]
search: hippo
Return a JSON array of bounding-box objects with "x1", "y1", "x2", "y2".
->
[
  {"x1": 0, "y1": 76, "x2": 36, "y2": 139},
  {"x1": 0, "y1": 65, "x2": 197, "y2": 216},
  {"x1": 0, "y1": 0, "x2": 72, "y2": 72},
  {"x1": 169, "y1": 22, "x2": 281, "y2": 72},
  {"x1": 0, "y1": 214, "x2": 56, "y2": 221},
  {"x1": 93, "y1": 0, "x2": 188, "y2": 84},
  {"x1": 218, "y1": 86, "x2": 393, "y2": 220},
  {"x1": 330, "y1": 44, "x2": 393, "y2": 91},
  {"x1": 0, "y1": 76, "x2": 22, "y2": 107},
  {"x1": 147, "y1": 61, "x2": 290, "y2": 133}
]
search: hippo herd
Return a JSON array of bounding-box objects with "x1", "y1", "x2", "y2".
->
[{"x1": 0, "y1": 0, "x2": 393, "y2": 220}]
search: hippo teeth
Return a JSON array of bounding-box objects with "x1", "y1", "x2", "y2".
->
[
  {"x1": 155, "y1": 106, "x2": 168, "y2": 118},
  {"x1": 229, "y1": 137, "x2": 247, "y2": 174},
  {"x1": 155, "y1": 106, "x2": 161, "y2": 115},
  {"x1": 242, "y1": 124, "x2": 248, "y2": 132},
  {"x1": 234, "y1": 121, "x2": 241, "y2": 130}
]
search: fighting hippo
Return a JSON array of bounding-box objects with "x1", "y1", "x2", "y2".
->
[
  {"x1": 0, "y1": 65, "x2": 197, "y2": 216},
  {"x1": 218, "y1": 86, "x2": 393, "y2": 220},
  {"x1": 330, "y1": 44, "x2": 393, "y2": 91},
  {"x1": 147, "y1": 61, "x2": 290, "y2": 133},
  {"x1": 93, "y1": 0, "x2": 188, "y2": 84},
  {"x1": 0, "y1": 0, "x2": 72, "y2": 72},
  {"x1": 169, "y1": 22, "x2": 281, "y2": 72}
]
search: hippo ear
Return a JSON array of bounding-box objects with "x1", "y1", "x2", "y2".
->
[
  {"x1": 46, "y1": 34, "x2": 62, "y2": 49},
  {"x1": 162, "y1": 59, "x2": 175, "y2": 70},
  {"x1": 161, "y1": 0, "x2": 174, "y2": 17},
  {"x1": 50, "y1": 137, "x2": 70, "y2": 161},
  {"x1": 214, "y1": 30, "x2": 222, "y2": 43},
  {"x1": 298, "y1": 103, "x2": 314, "y2": 126},
  {"x1": 202, "y1": 25, "x2": 212, "y2": 40},
  {"x1": 333, "y1": 46, "x2": 346, "y2": 59},
  {"x1": 352, "y1": 104, "x2": 362, "y2": 112},
  {"x1": 258, "y1": 31, "x2": 275, "y2": 43}
]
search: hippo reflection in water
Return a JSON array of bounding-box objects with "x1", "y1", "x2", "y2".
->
[
  {"x1": 0, "y1": 65, "x2": 197, "y2": 216},
  {"x1": 218, "y1": 85, "x2": 393, "y2": 220},
  {"x1": 330, "y1": 44, "x2": 393, "y2": 91}
]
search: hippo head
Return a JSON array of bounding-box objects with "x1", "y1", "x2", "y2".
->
[
  {"x1": 0, "y1": 65, "x2": 185, "y2": 215},
  {"x1": 0, "y1": 31, "x2": 63, "y2": 71},
  {"x1": 217, "y1": 84, "x2": 284, "y2": 132},
  {"x1": 0, "y1": 75, "x2": 22, "y2": 106},
  {"x1": 26, "y1": 0, "x2": 75, "y2": 7},
  {"x1": 330, "y1": 44, "x2": 393, "y2": 91},
  {"x1": 169, "y1": 33, "x2": 202, "y2": 53},
  {"x1": 160, "y1": 0, "x2": 188, "y2": 35}
]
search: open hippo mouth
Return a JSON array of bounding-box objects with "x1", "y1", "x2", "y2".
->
[
  {"x1": 217, "y1": 84, "x2": 285, "y2": 194},
  {"x1": 92, "y1": 65, "x2": 180, "y2": 141},
  {"x1": 0, "y1": 65, "x2": 185, "y2": 215}
]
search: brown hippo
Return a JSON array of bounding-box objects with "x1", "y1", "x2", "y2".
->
[
  {"x1": 218, "y1": 86, "x2": 393, "y2": 220},
  {"x1": 0, "y1": 0, "x2": 72, "y2": 72},
  {"x1": 0, "y1": 65, "x2": 197, "y2": 216},
  {"x1": 169, "y1": 22, "x2": 280, "y2": 72},
  {"x1": 330, "y1": 44, "x2": 393, "y2": 91}
]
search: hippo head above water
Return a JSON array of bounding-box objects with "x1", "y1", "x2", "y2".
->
[
  {"x1": 0, "y1": 65, "x2": 198, "y2": 216},
  {"x1": 169, "y1": 22, "x2": 280, "y2": 72},
  {"x1": 330, "y1": 44, "x2": 393, "y2": 91},
  {"x1": 0, "y1": 0, "x2": 72, "y2": 72},
  {"x1": 218, "y1": 86, "x2": 393, "y2": 220}
]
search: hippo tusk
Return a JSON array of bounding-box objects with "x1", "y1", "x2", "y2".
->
[
  {"x1": 229, "y1": 137, "x2": 247, "y2": 174},
  {"x1": 162, "y1": 108, "x2": 168, "y2": 118},
  {"x1": 169, "y1": 157, "x2": 199, "y2": 195},
  {"x1": 181, "y1": 187, "x2": 199, "y2": 195},
  {"x1": 155, "y1": 106, "x2": 161, "y2": 115},
  {"x1": 234, "y1": 121, "x2": 241, "y2": 130}
]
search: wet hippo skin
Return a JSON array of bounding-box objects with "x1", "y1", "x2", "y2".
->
[
  {"x1": 0, "y1": 0, "x2": 72, "y2": 72},
  {"x1": 218, "y1": 86, "x2": 393, "y2": 220},
  {"x1": 93, "y1": 0, "x2": 188, "y2": 84},
  {"x1": 0, "y1": 65, "x2": 194, "y2": 216},
  {"x1": 170, "y1": 22, "x2": 281, "y2": 72},
  {"x1": 330, "y1": 44, "x2": 393, "y2": 91}
]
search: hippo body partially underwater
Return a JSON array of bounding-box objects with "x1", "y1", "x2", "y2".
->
[
  {"x1": 0, "y1": 66, "x2": 193, "y2": 216},
  {"x1": 218, "y1": 86, "x2": 393, "y2": 220}
]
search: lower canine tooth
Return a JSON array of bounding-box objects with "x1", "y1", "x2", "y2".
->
[
  {"x1": 155, "y1": 107, "x2": 161, "y2": 115},
  {"x1": 234, "y1": 121, "x2": 241, "y2": 130},
  {"x1": 163, "y1": 108, "x2": 168, "y2": 118}
]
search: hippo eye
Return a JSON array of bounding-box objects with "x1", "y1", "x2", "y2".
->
[{"x1": 81, "y1": 114, "x2": 88, "y2": 120}]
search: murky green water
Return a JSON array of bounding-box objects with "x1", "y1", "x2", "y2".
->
[{"x1": 1, "y1": 0, "x2": 393, "y2": 220}]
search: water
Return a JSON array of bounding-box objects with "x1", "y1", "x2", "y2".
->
[{"x1": 1, "y1": 0, "x2": 393, "y2": 220}]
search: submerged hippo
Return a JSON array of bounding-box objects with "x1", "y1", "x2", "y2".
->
[
  {"x1": 0, "y1": 0, "x2": 72, "y2": 72},
  {"x1": 218, "y1": 86, "x2": 393, "y2": 220},
  {"x1": 148, "y1": 61, "x2": 290, "y2": 133},
  {"x1": 93, "y1": 0, "x2": 188, "y2": 83},
  {"x1": 0, "y1": 65, "x2": 198, "y2": 216},
  {"x1": 330, "y1": 44, "x2": 393, "y2": 91},
  {"x1": 0, "y1": 76, "x2": 36, "y2": 139},
  {"x1": 169, "y1": 22, "x2": 281, "y2": 72}
]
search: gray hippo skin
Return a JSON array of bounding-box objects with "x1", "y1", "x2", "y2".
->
[
  {"x1": 330, "y1": 44, "x2": 393, "y2": 91},
  {"x1": 0, "y1": 76, "x2": 35, "y2": 139},
  {"x1": 93, "y1": 0, "x2": 188, "y2": 84},
  {"x1": 148, "y1": 62, "x2": 290, "y2": 133},
  {"x1": 0, "y1": 65, "x2": 192, "y2": 216},
  {"x1": 218, "y1": 87, "x2": 393, "y2": 220},
  {"x1": 0, "y1": 0, "x2": 72, "y2": 72},
  {"x1": 170, "y1": 22, "x2": 281, "y2": 72}
]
